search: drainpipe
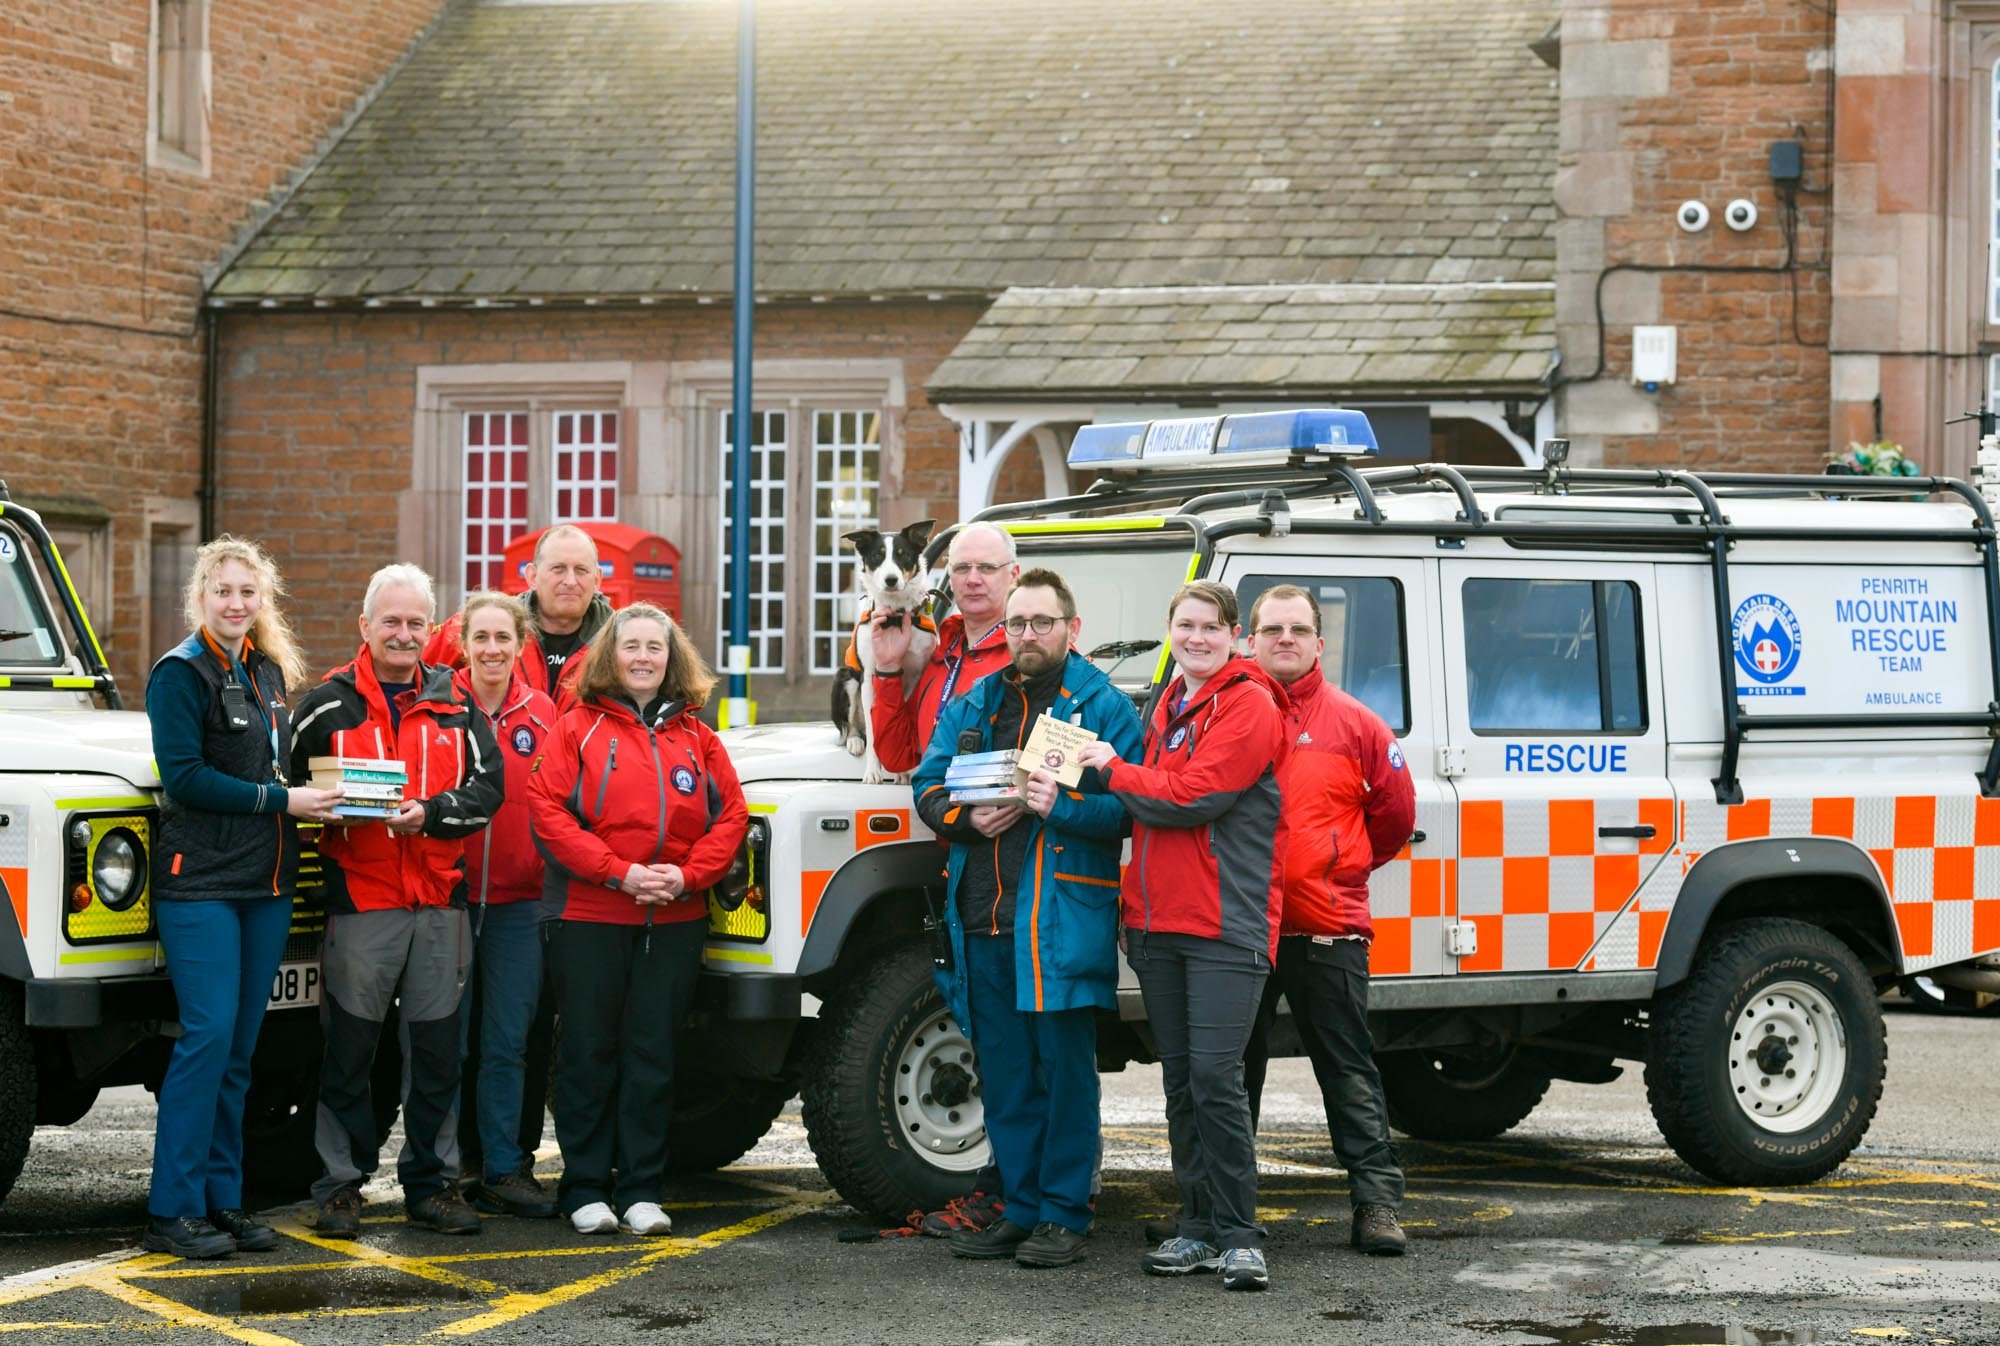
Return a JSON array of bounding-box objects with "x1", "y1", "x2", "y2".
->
[{"x1": 199, "y1": 305, "x2": 219, "y2": 541}]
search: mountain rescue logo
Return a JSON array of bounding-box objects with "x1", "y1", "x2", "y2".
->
[
  {"x1": 670, "y1": 765, "x2": 699, "y2": 795},
  {"x1": 1387, "y1": 741, "x2": 1405, "y2": 771},
  {"x1": 511, "y1": 725, "x2": 537, "y2": 756},
  {"x1": 1732, "y1": 593, "x2": 1805, "y2": 697},
  {"x1": 1165, "y1": 725, "x2": 1190, "y2": 752}
]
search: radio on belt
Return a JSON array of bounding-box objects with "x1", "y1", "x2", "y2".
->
[{"x1": 1067, "y1": 407, "x2": 1381, "y2": 472}]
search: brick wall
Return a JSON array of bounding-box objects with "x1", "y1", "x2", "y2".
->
[
  {"x1": 212, "y1": 301, "x2": 981, "y2": 720},
  {"x1": 1554, "y1": 0, "x2": 1837, "y2": 473},
  {"x1": 0, "y1": 0, "x2": 447, "y2": 693}
]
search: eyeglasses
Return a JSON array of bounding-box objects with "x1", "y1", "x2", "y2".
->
[
  {"x1": 949, "y1": 561, "x2": 1009, "y2": 578},
  {"x1": 1003, "y1": 615, "x2": 1064, "y2": 636},
  {"x1": 1255, "y1": 623, "x2": 1319, "y2": 640}
]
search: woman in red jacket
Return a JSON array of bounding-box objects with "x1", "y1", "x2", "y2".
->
[
  {"x1": 1077, "y1": 579, "x2": 1289, "y2": 1291},
  {"x1": 528, "y1": 604, "x2": 748, "y2": 1237},
  {"x1": 452, "y1": 593, "x2": 558, "y2": 1220}
]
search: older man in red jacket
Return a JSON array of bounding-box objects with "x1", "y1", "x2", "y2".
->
[{"x1": 1246, "y1": 583, "x2": 1416, "y2": 1258}]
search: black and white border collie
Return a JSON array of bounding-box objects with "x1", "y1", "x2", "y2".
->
[{"x1": 833, "y1": 519, "x2": 938, "y2": 784}]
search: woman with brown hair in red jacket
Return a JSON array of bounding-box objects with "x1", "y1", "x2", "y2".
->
[
  {"x1": 528, "y1": 604, "x2": 748, "y2": 1238},
  {"x1": 1077, "y1": 579, "x2": 1289, "y2": 1291}
]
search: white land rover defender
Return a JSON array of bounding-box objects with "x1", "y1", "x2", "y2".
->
[
  {"x1": 693, "y1": 410, "x2": 2000, "y2": 1223},
  {"x1": 0, "y1": 484, "x2": 355, "y2": 1205}
]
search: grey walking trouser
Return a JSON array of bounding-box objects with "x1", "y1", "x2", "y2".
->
[{"x1": 1128, "y1": 929, "x2": 1270, "y2": 1252}]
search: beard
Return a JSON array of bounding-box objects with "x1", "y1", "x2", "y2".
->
[{"x1": 1012, "y1": 643, "x2": 1060, "y2": 676}]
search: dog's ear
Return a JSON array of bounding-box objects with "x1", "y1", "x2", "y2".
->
[
  {"x1": 842, "y1": 528, "x2": 886, "y2": 566},
  {"x1": 899, "y1": 518, "x2": 938, "y2": 547}
]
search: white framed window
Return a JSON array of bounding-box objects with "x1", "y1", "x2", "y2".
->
[
  {"x1": 554, "y1": 411, "x2": 620, "y2": 523},
  {"x1": 809, "y1": 410, "x2": 882, "y2": 674},
  {"x1": 718, "y1": 410, "x2": 789, "y2": 674},
  {"x1": 463, "y1": 412, "x2": 532, "y2": 592},
  {"x1": 149, "y1": 0, "x2": 209, "y2": 173}
]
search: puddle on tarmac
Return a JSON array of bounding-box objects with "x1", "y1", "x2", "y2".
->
[
  {"x1": 1464, "y1": 1321, "x2": 1825, "y2": 1346},
  {"x1": 164, "y1": 1269, "x2": 479, "y2": 1316},
  {"x1": 1319, "y1": 1309, "x2": 1378, "y2": 1323},
  {"x1": 611, "y1": 1304, "x2": 709, "y2": 1331}
]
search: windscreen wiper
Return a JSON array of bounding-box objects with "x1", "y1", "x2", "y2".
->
[
  {"x1": 1086, "y1": 639, "x2": 1161, "y2": 660},
  {"x1": 0, "y1": 630, "x2": 33, "y2": 643}
]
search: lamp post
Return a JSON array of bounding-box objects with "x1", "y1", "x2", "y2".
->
[{"x1": 726, "y1": 0, "x2": 755, "y2": 725}]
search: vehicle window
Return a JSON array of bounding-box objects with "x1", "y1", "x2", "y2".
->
[
  {"x1": 1012, "y1": 542, "x2": 1187, "y2": 692},
  {"x1": 1463, "y1": 578, "x2": 1644, "y2": 734},
  {"x1": 0, "y1": 524, "x2": 64, "y2": 668},
  {"x1": 1235, "y1": 574, "x2": 1408, "y2": 732}
]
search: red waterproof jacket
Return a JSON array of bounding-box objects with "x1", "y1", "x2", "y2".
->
[
  {"x1": 528, "y1": 695, "x2": 749, "y2": 926},
  {"x1": 869, "y1": 613, "x2": 1012, "y2": 774},
  {"x1": 454, "y1": 665, "x2": 556, "y2": 908},
  {"x1": 1275, "y1": 665, "x2": 1417, "y2": 940},
  {"x1": 288, "y1": 647, "x2": 504, "y2": 914},
  {"x1": 1106, "y1": 655, "x2": 1291, "y2": 960}
]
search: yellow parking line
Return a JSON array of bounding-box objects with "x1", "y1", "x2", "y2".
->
[
  {"x1": 427, "y1": 1194, "x2": 835, "y2": 1339},
  {"x1": 89, "y1": 1276, "x2": 309, "y2": 1346},
  {"x1": 264, "y1": 1220, "x2": 502, "y2": 1297}
]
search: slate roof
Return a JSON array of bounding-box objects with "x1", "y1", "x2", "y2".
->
[
  {"x1": 211, "y1": 0, "x2": 1558, "y2": 303},
  {"x1": 925, "y1": 283, "x2": 1555, "y2": 400}
]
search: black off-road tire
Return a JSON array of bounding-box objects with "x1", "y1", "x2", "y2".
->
[
  {"x1": 0, "y1": 987, "x2": 38, "y2": 1204},
  {"x1": 666, "y1": 1075, "x2": 794, "y2": 1175},
  {"x1": 800, "y1": 944, "x2": 986, "y2": 1222},
  {"x1": 243, "y1": 1009, "x2": 403, "y2": 1200},
  {"x1": 1378, "y1": 1046, "x2": 1551, "y2": 1141},
  {"x1": 1645, "y1": 918, "x2": 1885, "y2": 1186}
]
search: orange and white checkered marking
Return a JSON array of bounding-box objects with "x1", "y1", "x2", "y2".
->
[
  {"x1": 1451, "y1": 796, "x2": 1675, "y2": 975},
  {"x1": 1367, "y1": 799, "x2": 1456, "y2": 977}
]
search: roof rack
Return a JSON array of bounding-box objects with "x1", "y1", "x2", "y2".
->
[{"x1": 947, "y1": 461, "x2": 2000, "y2": 804}]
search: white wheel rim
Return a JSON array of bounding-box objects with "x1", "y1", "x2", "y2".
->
[
  {"x1": 892, "y1": 1011, "x2": 990, "y2": 1172},
  {"x1": 1727, "y1": 979, "x2": 1848, "y2": 1134}
]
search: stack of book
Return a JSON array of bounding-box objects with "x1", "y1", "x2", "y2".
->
[
  {"x1": 946, "y1": 748, "x2": 1022, "y2": 803},
  {"x1": 308, "y1": 756, "x2": 408, "y2": 819}
]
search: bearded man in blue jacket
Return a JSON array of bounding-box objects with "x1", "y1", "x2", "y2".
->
[{"x1": 913, "y1": 567, "x2": 1146, "y2": 1268}]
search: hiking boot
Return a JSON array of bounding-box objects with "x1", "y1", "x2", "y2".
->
[
  {"x1": 1219, "y1": 1246, "x2": 1269, "y2": 1291},
  {"x1": 314, "y1": 1185, "x2": 362, "y2": 1238},
  {"x1": 1351, "y1": 1203, "x2": 1407, "y2": 1256},
  {"x1": 948, "y1": 1216, "x2": 1033, "y2": 1260},
  {"x1": 142, "y1": 1215, "x2": 235, "y2": 1260},
  {"x1": 1015, "y1": 1222, "x2": 1088, "y2": 1268},
  {"x1": 920, "y1": 1189, "x2": 1004, "y2": 1239},
  {"x1": 479, "y1": 1166, "x2": 557, "y2": 1219},
  {"x1": 1140, "y1": 1218, "x2": 1178, "y2": 1244},
  {"x1": 1140, "y1": 1236, "x2": 1221, "y2": 1276},
  {"x1": 208, "y1": 1208, "x2": 277, "y2": 1252},
  {"x1": 406, "y1": 1186, "x2": 481, "y2": 1235}
]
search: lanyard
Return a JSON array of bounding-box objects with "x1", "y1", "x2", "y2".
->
[
  {"x1": 231, "y1": 655, "x2": 282, "y2": 778},
  {"x1": 936, "y1": 620, "x2": 1003, "y2": 707}
]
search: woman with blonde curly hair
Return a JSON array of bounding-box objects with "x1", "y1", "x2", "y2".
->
[
  {"x1": 143, "y1": 536, "x2": 342, "y2": 1259},
  {"x1": 528, "y1": 604, "x2": 746, "y2": 1237}
]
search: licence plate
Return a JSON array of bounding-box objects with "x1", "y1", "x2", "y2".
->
[{"x1": 269, "y1": 961, "x2": 321, "y2": 1010}]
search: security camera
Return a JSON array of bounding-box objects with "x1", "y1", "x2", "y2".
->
[
  {"x1": 1724, "y1": 198, "x2": 1758, "y2": 231},
  {"x1": 1676, "y1": 200, "x2": 1710, "y2": 232}
]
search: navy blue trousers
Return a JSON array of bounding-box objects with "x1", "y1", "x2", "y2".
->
[
  {"x1": 150, "y1": 895, "x2": 293, "y2": 1219},
  {"x1": 962, "y1": 933, "x2": 1099, "y2": 1234}
]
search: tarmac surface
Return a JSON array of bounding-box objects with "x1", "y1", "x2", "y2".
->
[{"x1": 0, "y1": 1006, "x2": 1993, "y2": 1346}]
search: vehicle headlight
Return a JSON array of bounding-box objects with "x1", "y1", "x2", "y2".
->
[{"x1": 92, "y1": 827, "x2": 146, "y2": 911}]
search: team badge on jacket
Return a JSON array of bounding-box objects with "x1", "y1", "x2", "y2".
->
[
  {"x1": 671, "y1": 764, "x2": 699, "y2": 795},
  {"x1": 511, "y1": 725, "x2": 537, "y2": 756}
]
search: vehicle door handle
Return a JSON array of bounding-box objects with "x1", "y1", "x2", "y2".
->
[
  {"x1": 1598, "y1": 824, "x2": 1656, "y2": 839},
  {"x1": 1408, "y1": 829, "x2": 1427, "y2": 846}
]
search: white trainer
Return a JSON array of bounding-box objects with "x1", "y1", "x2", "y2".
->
[
  {"x1": 571, "y1": 1202, "x2": 617, "y2": 1234},
  {"x1": 621, "y1": 1202, "x2": 673, "y2": 1236}
]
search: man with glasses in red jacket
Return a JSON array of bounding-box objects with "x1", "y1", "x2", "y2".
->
[{"x1": 1244, "y1": 584, "x2": 1416, "y2": 1258}]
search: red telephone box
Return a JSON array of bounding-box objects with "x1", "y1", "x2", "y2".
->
[{"x1": 503, "y1": 522, "x2": 683, "y2": 620}]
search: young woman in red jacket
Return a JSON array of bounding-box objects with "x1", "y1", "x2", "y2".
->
[
  {"x1": 452, "y1": 593, "x2": 559, "y2": 1219},
  {"x1": 527, "y1": 604, "x2": 748, "y2": 1237},
  {"x1": 1077, "y1": 579, "x2": 1290, "y2": 1291}
]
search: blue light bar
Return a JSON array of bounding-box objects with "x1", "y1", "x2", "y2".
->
[{"x1": 1066, "y1": 408, "x2": 1379, "y2": 472}]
